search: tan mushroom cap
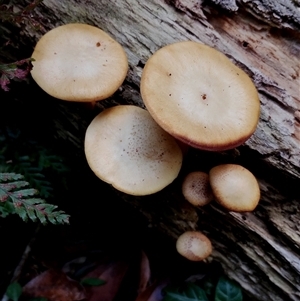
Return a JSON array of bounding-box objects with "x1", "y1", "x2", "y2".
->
[
  {"x1": 140, "y1": 41, "x2": 260, "y2": 151},
  {"x1": 31, "y1": 23, "x2": 128, "y2": 102},
  {"x1": 209, "y1": 164, "x2": 260, "y2": 212},
  {"x1": 182, "y1": 171, "x2": 214, "y2": 207},
  {"x1": 176, "y1": 231, "x2": 212, "y2": 261},
  {"x1": 84, "y1": 105, "x2": 183, "y2": 196}
]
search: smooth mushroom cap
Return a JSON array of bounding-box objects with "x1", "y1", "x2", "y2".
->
[
  {"x1": 209, "y1": 164, "x2": 260, "y2": 212},
  {"x1": 31, "y1": 23, "x2": 128, "y2": 102},
  {"x1": 84, "y1": 105, "x2": 183, "y2": 196},
  {"x1": 182, "y1": 171, "x2": 214, "y2": 206},
  {"x1": 176, "y1": 231, "x2": 212, "y2": 261},
  {"x1": 140, "y1": 41, "x2": 260, "y2": 151}
]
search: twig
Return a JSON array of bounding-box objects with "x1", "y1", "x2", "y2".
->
[{"x1": 1, "y1": 225, "x2": 40, "y2": 301}]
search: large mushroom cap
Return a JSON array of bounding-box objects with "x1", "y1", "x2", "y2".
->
[
  {"x1": 140, "y1": 41, "x2": 260, "y2": 151},
  {"x1": 31, "y1": 23, "x2": 128, "y2": 102},
  {"x1": 84, "y1": 105, "x2": 183, "y2": 196},
  {"x1": 209, "y1": 164, "x2": 260, "y2": 212}
]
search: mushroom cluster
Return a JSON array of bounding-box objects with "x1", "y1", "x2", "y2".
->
[
  {"x1": 139, "y1": 41, "x2": 261, "y2": 261},
  {"x1": 31, "y1": 25, "x2": 262, "y2": 262},
  {"x1": 30, "y1": 24, "x2": 185, "y2": 196},
  {"x1": 177, "y1": 164, "x2": 260, "y2": 261},
  {"x1": 182, "y1": 164, "x2": 260, "y2": 212}
]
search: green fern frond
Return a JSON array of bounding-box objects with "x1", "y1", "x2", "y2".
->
[
  {"x1": 0, "y1": 173, "x2": 23, "y2": 181},
  {"x1": 7, "y1": 156, "x2": 53, "y2": 199},
  {"x1": 36, "y1": 147, "x2": 70, "y2": 172},
  {"x1": 0, "y1": 172, "x2": 69, "y2": 224},
  {"x1": 0, "y1": 129, "x2": 70, "y2": 198},
  {"x1": 0, "y1": 200, "x2": 14, "y2": 218}
]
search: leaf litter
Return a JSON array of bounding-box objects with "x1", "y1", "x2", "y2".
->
[{"x1": 20, "y1": 249, "x2": 168, "y2": 301}]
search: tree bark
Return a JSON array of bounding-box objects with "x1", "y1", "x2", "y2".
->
[{"x1": 3, "y1": 0, "x2": 300, "y2": 300}]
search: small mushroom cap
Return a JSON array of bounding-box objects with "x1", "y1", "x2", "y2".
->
[
  {"x1": 31, "y1": 23, "x2": 128, "y2": 102},
  {"x1": 176, "y1": 231, "x2": 212, "y2": 261},
  {"x1": 209, "y1": 164, "x2": 260, "y2": 212},
  {"x1": 140, "y1": 41, "x2": 260, "y2": 151},
  {"x1": 182, "y1": 171, "x2": 214, "y2": 206},
  {"x1": 84, "y1": 105, "x2": 183, "y2": 196}
]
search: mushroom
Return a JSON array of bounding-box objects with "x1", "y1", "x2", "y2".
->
[
  {"x1": 209, "y1": 164, "x2": 260, "y2": 212},
  {"x1": 182, "y1": 171, "x2": 214, "y2": 207},
  {"x1": 140, "y1": 41, "x2": 260, "y2": 151},
  {"x1": 31, "y1": 23, "x2": 128, "y2": 102},
  {"x1": 84, "y1": 105, "x2": 183, "y2": 196},
  {"x1": 176, "y1": 231, "x2": 212, "y2": 261}
]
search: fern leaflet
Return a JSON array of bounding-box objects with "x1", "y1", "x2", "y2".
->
[{"x1": 0, "y1": 173, "x2": 69, "y2": 224}]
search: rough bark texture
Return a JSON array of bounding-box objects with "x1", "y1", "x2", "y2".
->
[{"x1": 2, "y1": 0, "x2": 300, "y2": 300}]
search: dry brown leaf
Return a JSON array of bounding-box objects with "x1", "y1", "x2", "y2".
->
[
  {"x1": 62, "y1": 257, "x2": 87, "y2": 275},
  {"x1": 84, "y1": 260, "x2": 129, "y2": 301},
  {"x1": 135, "y1": 283, "x2": 155, "y2": 301},
  {"x1": 138, "y1": 250, "x2": 151, "y2": 294},
  {"x1": 135, "y1": 279, "x2": 168, "y2": 301},
  {"x1": 22, "y1": 269, "x2": 86, "y2": 301}
]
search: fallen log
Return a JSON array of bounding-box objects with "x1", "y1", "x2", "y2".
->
[{"x1": 2, "y1": 0, "x2": 300, "y2": 300}]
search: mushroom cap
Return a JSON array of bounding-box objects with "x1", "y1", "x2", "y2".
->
[
  {"x1": 209, "y1": 164, "x2": 260, "y2": 212},
  {"x1": 84, "y1": 105, "x2": 183, "y2": 196},
  {"x1": 31, "y1": 23, "x2": 128, "y2": 102},
  {"x1": 182, "y1": 171, "x2": 214, "y2": 206},
  {"x1": 176, "y1": 231, "x2": 212, "y2": 261},
  {"x1": 140, "y1": 41, "x2": 260, "y2": 151}
]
